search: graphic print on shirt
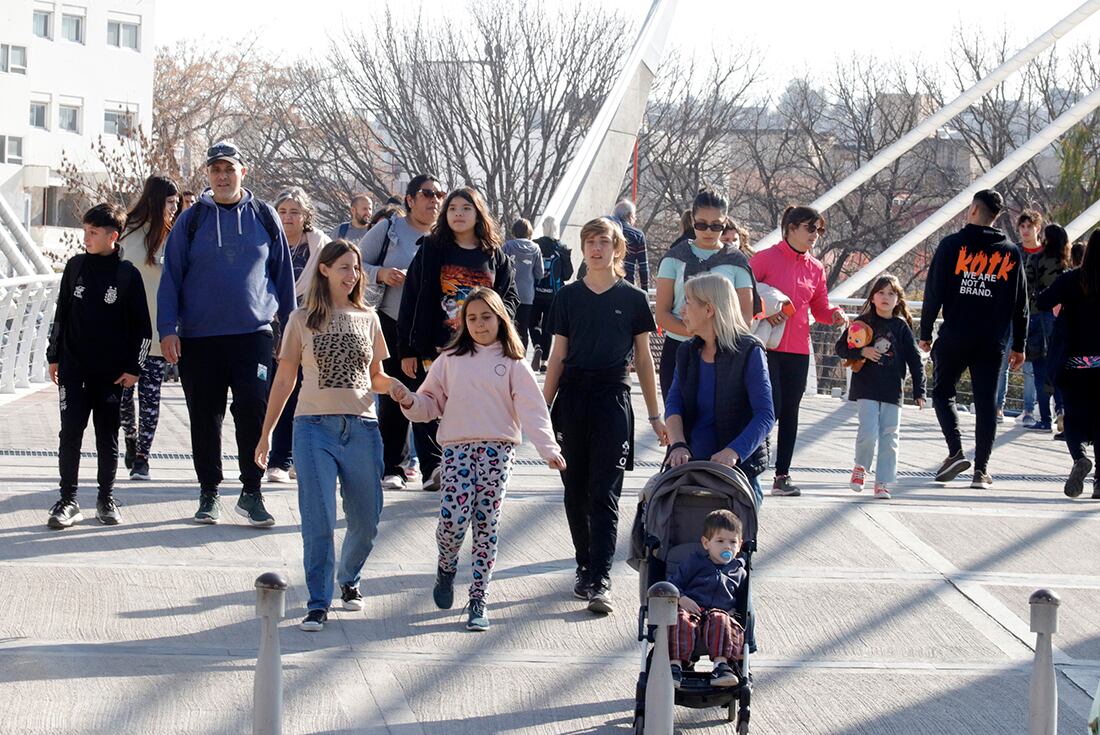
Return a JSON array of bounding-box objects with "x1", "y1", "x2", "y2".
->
[
  {"x1": 870, "y1": 326, "x2": 895, "y2": 367},
  {"x1": 311, "y1": 311, "x2": 374, "y2": 389},
  {"x1": 954, "y1": 246, "x2": 1016, "y2": 298},
  {"x1": 440, "y1": 264, "x2": 493, "y2": 332}
]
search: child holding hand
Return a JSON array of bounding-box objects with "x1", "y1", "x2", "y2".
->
[{"x1": 390, "y1": 287, "x2": 565, "y2": 631}]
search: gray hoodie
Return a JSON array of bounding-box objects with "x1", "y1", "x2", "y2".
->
[{"x1": 503, "y1": 238, "x2": 544, "y2": 305}]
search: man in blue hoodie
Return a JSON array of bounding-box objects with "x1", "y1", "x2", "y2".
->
[{"x1": 158, "y1": 141, "x2": 295, "y2": 526}]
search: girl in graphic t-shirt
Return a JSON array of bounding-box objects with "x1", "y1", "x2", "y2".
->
[
  {"x1": 397, "y1": 186, "x2": 519, "y2": 491},
  {"x1": 390, "y1": 287, "x2": 565, "y2": 632},
  {"x1": 254, "y1": 239, "x2": 396, "y2": 633}
]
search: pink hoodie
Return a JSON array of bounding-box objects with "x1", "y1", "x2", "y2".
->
[
  {"x1": 750, "y1": 241, "x2": 842, "y2": 355},
  {"x1": 401, "y1": 342, "x2": 560, "y2": 459}
]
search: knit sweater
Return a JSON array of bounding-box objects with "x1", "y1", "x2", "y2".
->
[{"x1": 400, "y1": 342, "x2": 560, "y2": 458}]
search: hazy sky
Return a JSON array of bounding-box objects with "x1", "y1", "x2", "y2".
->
[{"x1": 155, "y1": 0, "x2": 1100, "y2": 86}]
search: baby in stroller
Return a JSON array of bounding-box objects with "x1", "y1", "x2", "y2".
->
[{"x1": 668, "y1": 509, "x2": 746, "y2": 689}]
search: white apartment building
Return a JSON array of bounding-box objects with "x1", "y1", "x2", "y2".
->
[{"x1": 0, "y1": 0, "x2": 154, "y2": 257}]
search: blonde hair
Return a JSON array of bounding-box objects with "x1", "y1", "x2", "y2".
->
[
  {"x1": 683, "y1": 273, "x2": 748, "y2": 352},
  {"x1": 303, "y1": 239, "x2": 368, "y2": 331},
  {"x1": 579, "y1": 217, "x2": 626, "y2": 278}
]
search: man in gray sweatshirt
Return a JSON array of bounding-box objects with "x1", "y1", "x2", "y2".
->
[{"x1": 503, "y1": 218, "x2": 544, "y2": 350}]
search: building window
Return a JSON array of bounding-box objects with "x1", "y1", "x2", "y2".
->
[
  {"x1": 0, "y1": 137, "x2": 25, "y2": 165},
  {"x1": 107, "y1": 20, "x2": 140, "y2": 50},
  {"x1": 0, "y1": 45, "x2": 28, "y2": 74},
  {"x1": 104, "y1": 109, "x2": 135, "y2": 137},
  {"x1": 33, "y1": 10, "x2": 52, "y2": 38},
  {"x1": 59, "y1": 105, "x2": 81, "y2": 133},
  {"x1": 61, "y1": 14, "x2": 84, "y2": 44},
  {"x1": 29, "y1": 102, "x2": 48, "y2": 129}
]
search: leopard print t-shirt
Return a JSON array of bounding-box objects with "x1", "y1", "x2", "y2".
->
[{"x1": 279, "y1": 307, "x2": 388, "y2": 418}]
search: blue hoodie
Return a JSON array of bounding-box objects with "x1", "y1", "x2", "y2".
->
[{"x1": 158, "y1": 188, "x2": 295, "y2": 339}]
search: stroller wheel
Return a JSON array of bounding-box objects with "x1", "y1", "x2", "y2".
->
[{"x1": 633, "y1": 713, "x2": 644, "y2": 735}]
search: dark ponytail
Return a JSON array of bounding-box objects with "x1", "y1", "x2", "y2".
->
[
  {"x1": 692, "y1": 187, "x2": 729, "y2": 216},
  {"x1": 780, "y1": 205, "x2": 824, "y2": 240}
]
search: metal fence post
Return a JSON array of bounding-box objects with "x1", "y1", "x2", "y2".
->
[
  {"x1": 1028, "y1": 588, "x2": 1060, "y2": 735},
  {"x1": 644, "y1": 581, "x2": 679, "y2": 735},
  {"x1": 254, "y1": 572, "x2": 288, "y2": 735}
]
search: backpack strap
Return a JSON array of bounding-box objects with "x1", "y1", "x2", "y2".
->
[
  {"x1": 250, "y1": 199, "x2": 284, "y2": 246},
  {"x1": 338, "y1": 222, "x2": 350, "y2": 239}
]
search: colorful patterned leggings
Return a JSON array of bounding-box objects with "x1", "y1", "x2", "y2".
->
[
  {"x1": 670, "y1": 607, "x2": 744, "y2": 663},
  {"x1": 120, "y1": 356, "x2": 167, "y2": 459},
  {"x1": 436, "y1": 441, "x2": 515, "y2": 602}
]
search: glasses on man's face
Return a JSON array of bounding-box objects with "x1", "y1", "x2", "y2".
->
[
  {"x1": 418, "y1": 189, "x2": 446, "y2": 201},
  {"x1": 803, "y1": 222, "x2": 826, "y2": 235},
  {"x1": 693, "y1": 221, "x2": 725, "y2": 232}
]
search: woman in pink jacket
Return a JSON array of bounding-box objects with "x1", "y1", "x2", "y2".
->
[
  {"x1": 751, "y1": 206, "x2": 848, "y2": 496},
  {"x1": 390, "y1": 287, "x2": 566, "y2": 632}
]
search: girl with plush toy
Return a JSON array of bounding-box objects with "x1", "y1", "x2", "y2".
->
[{"x1": 835, "y1": 274, "x2": 926, "y2": 499}]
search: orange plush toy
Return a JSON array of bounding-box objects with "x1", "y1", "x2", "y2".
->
[{"x1": 845, "y1": 321, "x2": 874, "y2": 373}]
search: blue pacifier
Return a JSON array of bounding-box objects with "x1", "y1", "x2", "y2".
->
[{"x1": 720, "y1": 550, "x2": 733, "y2": 563}]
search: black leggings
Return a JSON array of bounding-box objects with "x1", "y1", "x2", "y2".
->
[
  {"x1": 1060, "y1": 368, "x2": 1100, "y2": 463},
  {"x1": 58, "y1": 376, "x2": 122, "y2": 497},
  {"x1": 659, "y1": 336, "x2": 682, "y2": 400},
  {"x1": 767, "y1": 351, "x2": 809, "y2": 476}
]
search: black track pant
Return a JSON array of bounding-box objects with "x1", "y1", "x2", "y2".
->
[
  {"x1": 553, "y1": 382, "x2": 633, "y2": 581},
  {"x1": 514, "y1": 303, "x2": 534, "y2": 349},
  {"x1": 58, "y1": 376, "x2": 123, "y2": 499},
  {"x1": 530, "y1": 301, "x2": 554, "y2": 356},
  {"x1": 767, "y1": 351, "x2": 810, "y2": 476},
  {"x1": 931, "y1": 337, "x2": 1002, "y2": 472},
  {"x1": 179, "y1": 332, "x2": 273, "y2": 494},
  {"x1": 1060, "y1": 368, "x2": 1100, "y2": 463},
  {"x1": 659, "y1": 336, "x2": 681, "y2": 399},
  {"x1": 377, "y1": 312, "x2": 441, "y2": 479}
]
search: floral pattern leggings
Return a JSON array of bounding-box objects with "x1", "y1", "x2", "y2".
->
[
  {"x1": 436, "y1": 441, "x2": 515, "y2": 602},
  {"x1": 120, "y1": 356, "x2": 167, "y2": 460}
]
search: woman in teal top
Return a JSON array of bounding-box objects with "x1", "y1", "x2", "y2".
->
[{"x1": 655, "y1": 188, "x2": 756, "y2": 397}]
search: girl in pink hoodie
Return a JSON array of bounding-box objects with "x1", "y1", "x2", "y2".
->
[{"x1": 390, "y1": 287, "x2": 565, "y2": 632}]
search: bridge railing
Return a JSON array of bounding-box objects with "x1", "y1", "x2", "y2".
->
[{"x1": 0, "y1": 275, "x2": 62, "y2": 395}]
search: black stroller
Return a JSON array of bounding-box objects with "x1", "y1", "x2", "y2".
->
[{"x1": 627, "y1": 460, "x2": 758, "y2": 734}]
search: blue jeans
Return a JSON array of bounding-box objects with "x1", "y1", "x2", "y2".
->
[
  {"x1": 996, "y1": 349, "x2": 1034, "y2": 414},
  {"x1": 854, "y1": 399, "x2": 901, "y2": 485},
  {"x1": 1028, "y1": 312, "x2": 1064, "y2": 424},
  {"x1": 748, "y1": 475, "x2": 763, "y2": 507},
  {"x1": 293, "y1": 415, "x2": 384, "y2": 611}
]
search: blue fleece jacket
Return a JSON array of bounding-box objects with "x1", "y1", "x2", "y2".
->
[
  {"x1": 157, "y1": 189, "x2": 295, "y2": 339},
  {"x1": 668, "y1": 549, "x2": 747, "y2": 612}
]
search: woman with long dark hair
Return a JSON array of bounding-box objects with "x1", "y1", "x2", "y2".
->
[
  {"x1": 118, "y1": 174, "x2": 179, "y2": 481},
  {"x1": 1037, "y1": 229, "x2": 1100, "y2": 498},
  {"x1": 750, "y1": 205, "x2": 848, "y2": 496},
  {"x1": 1025, "y1": 223, "x2": 1070, "y2": 434}
]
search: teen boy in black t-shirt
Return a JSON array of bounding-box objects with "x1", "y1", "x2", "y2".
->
[{"x1": 543, "y1": 217, "x2": 667, "y2": 616}]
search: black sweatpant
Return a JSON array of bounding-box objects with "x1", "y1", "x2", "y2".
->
[
  {"x1": 377, "y1": 312, "x2": 441, "y2": 479},
  {"x1": 179, "y1": 332, "x2": 273, "y2": 494},
  {"x1": 1060, "y1": 368, "x2": 1100, "y2": 463},
  {"x1": 267, "y1": 362, "x2": 302, "y2": 471},
  {"x1": 767, "y1": 351, "x2": 810, "y2": 476},
  {"x1": 58, "y1": 376, "x2": 123, "y2": 498},
  {"x1": 530, "y1": 301, "x2": 554, "y2": 356},
  {"x1": 514, "y1": 303, "x2": 534, "y2": 349},
  {"x1": 659, "y1": 336, "x2": 681, "y2": 399},
  {"x1": 552, "y1": 381, "x2": 633, "y2": 581},
  {"x1": 931, "y1": 337, "x2": 1003, "y2": 472}
]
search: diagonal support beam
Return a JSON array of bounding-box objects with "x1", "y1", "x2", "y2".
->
[
  {"x1": 831, "y1": 83, "x2": 1100, "y2": 299},
  {"x1": 1065, "y1": 197, "x2": 1100, "y2": 243}
]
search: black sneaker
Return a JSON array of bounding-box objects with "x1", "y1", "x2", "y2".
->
[
  {"x1": 422, "y1": 468, "x2": 442, "y2": 492},
  {"x1": 770, "y1": 475, "x2": 801, "y2": 497},
  {"x1": 433, "y1": 566, "x2": 456, "y2": 609},
  {"x1": 671, "y1": 664, "x2": 683, "y2": 690},
  {"x1": 1065, "y1": 457, "x2": 1093, "y2": 499},
  {"x1": 341, "y1": 584, "x2": 364, "y2": 611},
  {"x1": 1053, "y1": 432, "x2": 1066, "y2": 442},
  {"x1": 130, "y1": 457, "x2": 150, "y2": 481},
  {"x1": 587, "y1": 578, "x2": 613, "y2": 614},
  {"x1": 711, "y1": 661, "x2": 740, "y2": 688},
  {"x1": 934, "y1": 451, "x2": 971, "y2": 482},
  {"x1": 971, "y1": 470, "x2": 993, "y2": 490},
  {"x1": 465, "y1": 597, "x2": 489, "y2": 631},
  {"x1": 573, "y1": 566, "x2": 590, "y2": 600},
  {"x1": 95, "y1": 496, "x2": 122, "y2": 525},
  {"x1": 123, "y1": 437, "x2": 136, "y2": 470},
  {"x1": 47, "y1": 498, "x2": 82, "y2": 529},
  {"x1": 194, "y1": 492, "x2": 221, "y2": 524},
  {"x1": 531, "y1": 347, "x2": 543, "y2": 373},
  {"x1": 299, "y1": 609, "x2": 327, "y2": 632},
  {"x1": 236, "y1": 491, "x2": 275, "y2": 527}
]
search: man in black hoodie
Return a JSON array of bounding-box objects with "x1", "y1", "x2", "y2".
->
[{"x1": 919, "y1": 189, "x2": 1028, "y2": 490}]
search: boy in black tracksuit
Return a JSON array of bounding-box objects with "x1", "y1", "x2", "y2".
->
[
  {"x1": 46, "y1": 204, "x2": 152, "y2": 528},
  {"x1": 919, "y1": 190, "x2": 1028, "y2": 489}
]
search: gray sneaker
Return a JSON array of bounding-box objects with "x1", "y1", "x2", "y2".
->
[
  {"x1": 194, "y1": 492, "x2": 221, "y2": 524},
  {"x1": 422, "y1": 468, "x2": 442, "y2": 493},
  {"x1": 465, "y1": 598, "x2": 489, "y2": 631},
  {"x1": 95, "y1": 496, "x2": 122, "y2": 525},
  {"x1": 47, "y1": 498, "x2": 83, "y2": 529},
  {"x1": 970, "y1": 470, "x2": 993, "y2": 490},
  {"x1": 770, "y1": 475, "x2": 801, "y2": 497},
  {"x1": 236, "y1": 491, "x2": 275, "y2": 527},
  {"x1": 1065, "y1": 457, "x2": 1093, "y2": 498},
  {"x1": 934, "y1": 451, "x2": 971, "y2": 482}
]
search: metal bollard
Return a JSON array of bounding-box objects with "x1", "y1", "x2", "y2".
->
[
  {"x1": 1028, "y1": 588, "x2": 1060, "y2": 735},
  {"x1": 254, "y1": 571, "x2": 288, "y2": 735},
  {"x1": 644, "y1": 581, "x2": 679, "y2": 735}
]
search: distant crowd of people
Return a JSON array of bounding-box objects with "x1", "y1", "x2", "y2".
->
[{"x1": 43, "y1": 138, "x2": 1100, "y2": 633}]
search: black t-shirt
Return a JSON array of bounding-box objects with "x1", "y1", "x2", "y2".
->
[
  {"x1": 439, "y1": 243, "x2": 495, "y2": 335},
  {"x1": 551, "y1": 278, "x2": 655, "y2": 371}
]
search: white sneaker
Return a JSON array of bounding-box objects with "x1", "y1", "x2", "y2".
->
[
  {"x1": 382, "y1": 474, "x2": 407, "y2": 490},
  {"x1": 1018, "y1": 412, "x2": 1037, "y2": 427},
  {"x1": 266, "y1": 467, "x2": 292, "y2": 483}
]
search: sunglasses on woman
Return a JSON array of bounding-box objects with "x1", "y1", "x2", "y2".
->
[
  {"x1": 418, "y1": 189, "x2": 447, "y2": 200},
  {"x1": 693, "y1": 221, "x2": 725, "y2": 232},
  {"x1": 802, "y1": 222, "x2": 826, "y2": 235}
]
